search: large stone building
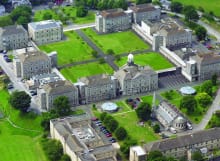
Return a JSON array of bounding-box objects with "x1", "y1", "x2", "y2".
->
[
  {"x1": 50, "y1": 115, "x2": 117, "y2": 161},
  {"x1": 95, "y1": 8, "x2": 132, "y2": 33},
  {"x1": 129, "y1": 3, "x2": 161, "y2": 24},
  {"x1": 13, "y1": 50, "x2": 51, "y2": 79},
  {"x1": 0, "y1": 25, "x2": 28, "y2": 51},
  {"x1": 143, "y1": 128, "x2": 220, "y2": 159},
  {"x1": 114, "y1": 54, "x2": 158, "y2": 96},
  {"x1": 76, "y1": 74, "x2": 118, "y2": 104},
  {"x1": 182, "y1": 52, "x2": 220, "y2": 81},
  {"x1": 28, "y1": 20, "x2": 63, "y2": 45},
  {"x1": 140, "y1": 18, "x2": 192, "y2": 51},
  {"x1": 129, "y1": 146, "x2": 146, "y2": 161},
  {"x1": 37, "y1": 80, "x2": 79, "y2": 110}
]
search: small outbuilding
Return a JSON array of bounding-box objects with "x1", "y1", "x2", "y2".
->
[
  {"x1": 101, "y1": 102, "x2": 118, "y2": 112},
  {"x1": 180, "y1": 86, "x2": 196, "y2": 95}
]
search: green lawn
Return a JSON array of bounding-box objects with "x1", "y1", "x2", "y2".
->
[
  {"x1": 115, "y1": 53, "x2": 174, "y2": 70},
  {"x1": 113, "y1": 111, "x2": 159, "y2": 144},
  {"x1": 39, "y1": 31, "x2": 93, "y2": 65},
  {"x1": 60, "y1": 62, "x2": 113, "y2": 82},
  {"x1": 83, "y1": 28, "x2": 149, "y2": 54},
  {"x1": 160, "y1": 90, "x2": 209, "y2": 124},
  {"x1": 174, "y1": 0, "x2": 220, "y2": 17},
  {"x1": 141, "y1": 95, "x2": 160, "y2": 106},
  {"x1": 34, "y1": 6, "x2": 95, "y2": 24},
  {"x1": 0, "y1": 85, "x2": 47, "y2": 161},
  {"x1": 116, "y1": 101, "x2": 132, "y2": 113}
]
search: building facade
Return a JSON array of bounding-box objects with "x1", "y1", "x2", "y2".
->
[
  {"x1": 50, "y1": 115, "x2": 117, "y2": 161},
  {"x1": 95, "y1": 8, "x2": 132, "y2": 33},
  {"x1": 13, "y1": 50, "x2": 51, "y2": 79},
  {"x1": 114, "y1": 54, "x2": 158, "y2": 96},
  {"x1": 37, "y1": 80, "x2": 79, "y2": 110},
  {"x1": 130, "y1": 146, "x2": 146, "y2": 161},
  {"x1": 76, "y1": 74, "x2": 118, "y2": 104},
  {"x1": 144, "y1": 128, "x2": 220, "y2": 159},
  {"x1": 12, "y1": 0, "x2": 31, "y2": 8},
  {"x1": 0, "y1": 25, "x2": 28, "y2": 51},
  {"x1": 0, "y1": 5, "x2": 5, "y2": 16},
  {"x1": 28, "y1": 20, "x2": 63, "y2": 45},
  {"x1": 129, "y1": 3, "x2": 161, "y2": 24}
]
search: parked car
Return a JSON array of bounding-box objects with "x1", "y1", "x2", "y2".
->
[
  {"x1": 91, "y1": 117, "x2": 98, "y2": 121},
  {"x1": 30, "y1": 90, "x2": 37, "y2": 96},
  {"x1": 106, "y1": 133, "x2": 112, "y2": 137},
  {"x1": 109, "y1": 138, "x2": 116, "y2": 143},
  {"x1": 7, "y1": 83, "x2": 14, "y2": 89}
]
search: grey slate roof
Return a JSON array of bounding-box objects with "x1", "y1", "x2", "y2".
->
[
  {"x1": 79, "y1": 74, "x2": 113, "y2": 86},
  {"x1": 195, "y1": 52, "x2": 220, "y2": 65},
  {"x1": 0, "y1": 25, "x2": 27, "y2": 36},
  {"x1": 17, "y1": 51, "x2": 49, "y2": 63},
  {"x1": 28, "y1": 20, "x2": 62, "y2": 30},
  {"x1": 144, "y1": 128, "x2": 220, "y2": 152}
]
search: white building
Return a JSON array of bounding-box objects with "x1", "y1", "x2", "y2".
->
[
  {"x1": 129, "y1": 146, "x2": 146, "y2": 161},
  {"x1": 28, "y1": 20, "x2": 63, "y2": 45},
  {"x1": 0, "y1": 5, "x2": 6, "y2": 15}
]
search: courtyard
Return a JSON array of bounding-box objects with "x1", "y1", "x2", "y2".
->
[{"x1": 82, "y1": 28, "x2": 149, "y2": 54}]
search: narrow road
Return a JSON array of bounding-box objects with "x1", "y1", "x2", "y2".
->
[
  {"x1": 75, "y1": 29, "x2": 119, "y2": 71},
  {"x1": 64, "y1": 23, "x2": 95, "y2": 32}
]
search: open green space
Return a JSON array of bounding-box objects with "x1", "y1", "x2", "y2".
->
[
  {"x1": 0, "y1": 81, "x2": 47, "y2": 161},
  {"x1": 60, "y1": 62, "x2": 114, "y2": 82},
  {"x1": 174, "y1": 0, "x2": 220, "y2": 17},
  {"x1": 206, "y1": 111, "x2": 220, "y2": 129},
  {"x1": 39, "y1": 31, "x2": 93, "y2": 65},
  {"x1": 116, "y1": 101, "x2": 132, "y2": 113},
  {"x1": 160, "y1": 89, "x2": 209, "y2": 124},
  {"x1": 115, "y1": 53, "x2": 174, "y2": 70},
  {"x1": 83, "y1": 28, "x2": 149, "y2": 54},
  {"x1": 34, "y1": 6, "x2": 95, "y2": 24}
]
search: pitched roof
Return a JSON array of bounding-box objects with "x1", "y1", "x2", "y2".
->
[
  {"x1": 28, "y1": 20, "x2": 62, "y2": 30},
  {"x1": 144, "y1": 128, "x2": 220, "y2": 152},
  {"x1": 129, "y1": 3, "x2": 157, "y2": 13},
  {"x1": 100, "y1": 8, "x2": 126, "y2": 18},
  {"x1": 17, "y1": 51, "x2": 49, "y2": 63},
  {"x1": 195, "y1": 52, "x2": 220, "y2": 65},
  {"x1": 0, "y1": 25, "x2": 27, "y2": 36},
  {"x1": 79, "y1": 74, "x2": 113, "y2": 86}
]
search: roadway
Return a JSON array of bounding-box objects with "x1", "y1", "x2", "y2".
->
[{"x1": 63, "y1": 23, "x2": 95, "y2": 32}]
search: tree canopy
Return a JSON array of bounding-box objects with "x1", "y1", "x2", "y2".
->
[
  {"x1": 170, "y1": 2, "x2": 183, "y2": 13},
  {"x1": 200, "y1": 80, "x2": 213, "y2": 96},
  {"x1": 115, "y1": 127, "x2": 127, "y2": 140},
  {"x1": 135, "y1": 102, "x2": 151, "y2": 121},
  {"x1": 10, "y1": 6, "x2": 32, "y2": 24},
  {"x1": 9, "y1": 91, "x2": 31, "y2": 112},
  {"x1": 195, "y1": 26, "x2": 207, "y2": 41},
  {"x1": 196, "y1": 92, "x2": 212, "y2": 108},
  {"x1": 136, "y1": 0, "x2": 151, "y2": 5},
  {"x1": 212, "y1": 74, "x2": 217, "y2": 86},
  {"x1": 0, "y1": 16, "x2": 13, "y2": 27},
  {"x1": 76, "y1": 6, "x2": 88, "y2": 17},
  {"x1": 180, "y1": 95, "x2": 197, "y2": 114},
  {"x1": 53, "y1": 96, "x2": 71, "y2": 116},
  {"x1": 183, "y1": 5, "x2": 199, "y2": 22}
]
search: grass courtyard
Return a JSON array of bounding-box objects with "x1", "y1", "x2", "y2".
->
[
  {"x1": 60, "y1": 62, "x2": 114, "y2": 82},
  {"x1": 0, "y1": 82, "x2": 47, "y2": 161},
  {"x1": 174, "y1": 0, "x2": 220, "y2": 17},
  {"x1": 39, "y1": 31, "x2": 93, "y2": 65},
  {"x1": 34, "y1": 6, "x2": 95, "y2": 24},
  {"x1": 115, "y1": 52, "x2": 174, "y2": 70},
  {"x1": 82, "y1": 28, "x2": 149, "y2": 54}
]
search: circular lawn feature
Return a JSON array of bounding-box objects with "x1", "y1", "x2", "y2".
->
[
  {"x1": 180, "y1": 86, "x2": 196, "y2": 95},
  {"x1": 101, "y1": 102, "x2": 118, "y2": 113}
]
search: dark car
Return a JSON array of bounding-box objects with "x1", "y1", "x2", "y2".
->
[
  {"x1": 7, "y1": 83, "x2": 14, "y2": 89},
  {"x1": 106, "y1": 133, "x2": 112, "y2": 137},
  {"x1": 109, "y1": 138, "x2": 116, "y2": 143}
]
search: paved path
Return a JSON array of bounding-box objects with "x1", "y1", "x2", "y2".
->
[
  {"x1": 76, "y1": 29, "x2": 119, "y2": 71},
  {"x1": 64, "y1": 23, "x2": 95, "y2": 32},
  {"x1": 58, "y1": 58, "x2": 98, "y2": 69}
]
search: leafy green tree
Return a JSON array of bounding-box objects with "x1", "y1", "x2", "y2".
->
[
  {"x1": 41, "y1": 112, "x2": 58, "y2": 131},
  {"x1": 0, "y1": 16, "x2": 13, "y2": 27},
  {"x1": 200, "y1": 80, "x2": 213, "y2": 96},
  {"x1": 43, "y1": 12, "x2": 53, "y2": 20},
  {"x1": 114, "y1": 55, "x2": 121, "y2": 61},
  {"x1": 10, "y1": 6, "x2": 32, "y2": 24},
  {"x1": 17, "y1": 16, "x2": 29, "y2": 25},
  {"x1": 183, "y1": 5, "x2": 199, "y2": 22},
  {"x1": 170, "y1": 2, "x2": 183, "y2": 13},
  {"x1": 60, "y1": 154, "x2": 71, "y2": 161},
  {"x1": 148, "y1": 151, "x2": 163, "y2": 161},
  {"x1": 103, "y1": 115, "x2": 114, "y2": 125},
  {"x1": 106, "y1": 49, "x2": 115, "y2": 55},
  {"x1": 153, "y1": 123, "x2": 160, "y2": 133},
  {"x1": 212, "y1": 74, "x2": 217, "y2": 86},
  {"x1": 117, "y1": 0, "x2": 128, "y2": 10},
  {"x1": 53, "y1": 96, "x2": 71, "y2": 116},
  {"x1": 100, "y1": 112, "x2": 107, "y2": 121},
  {"x1": 115, "y1": 127, "x2": 127, "y2": 140},
  {"x1": 120, "y1": 138, "x2": 137, "y2": 158},
  {"x1": 180, "y1": 95, "x2": 197, "y2": 114},
  {"x1": 192, "y1": 151, "x2": 204, "y2": 161},
  {"x1": 136, "y1": 0, "x2": 152, "y2": 5},
  {"x1": 195, "y1": 26, "x2": 207, "y2": 41},
  {"x1": 196, "y1": 92, "x2": 212, "y2": 108},
  {"x1": 76, "y1": 6, "x2": 88, "y2": 17},
  {"x1": 91, "y1": 50, "x2": 98, "y2": 58},
  {"x1": 106, "y1": 118, "x2": 118, "y2": 132},
  {"x1": 9, "y1": 91, "x2": 31, "y2": 112},
  {"x1": 135, "y1": 102, "x2": 151, "y2": 121}
]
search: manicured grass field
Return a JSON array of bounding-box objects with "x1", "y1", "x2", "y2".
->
[
  {"x1": 0, "y1": 85, "x2": 47, "y2": 161},
  {"x1": 115, "y1": 53, "x2": 174, "y2": 70},
  {"x1": 83, "y1": 28, "x2": 149, "y2": 54},
  {"x1": 60, "y1": 62, "x2": 114, "y2": 82},
  {"x1": 34, "y1": 6, "x2": 95, "y2": 24},
  {"x1": 174, "y1": 0, "x2": 220, "y2": 17},
  {"x1": 113, "y1": 111, "x2": 159, "y2": 144},
  {"x1": 116, "y1": 101, "x2": 132, "y2": 113},
  {"x1": 39, "y1": 31, "x2": 93, "y2": 65}
]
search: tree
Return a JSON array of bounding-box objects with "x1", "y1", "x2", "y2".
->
[
  {"x1": 9, "y1": 91, "x2": 31, "y2": 112},
  {"x1": 114, "y1": 55, "x2": 121, "y2": 61},
  {"x1": 196, "y1": 92, "x2": 212, "y2": 108},
  {"x1": 117, "y1": 0, "x2": 128, "y2": 10},
  {"x1": 103, "y1": 115, "x2": 114, "y2": 125},
  {"x1": 41, "y1": 112, "x2": 58, "y2": 131},
  {"x1": 148, "y1": 151, "x2": 163, "y2": 161},
  {"x1": 120, "y1": 138, "x2": 137, "y2": 157},
  {"x1": 170, "y1": 2, "x2": 183, "y2": 13},
  {"x1": 200, "y1": 80, "x2": 213, "y2": 96},
  {"x1": 43, "y1": 12, "x2": 53, "y2": 20},
  {"x1": 115, "y1": 127, "x2": 127, "y2": 140},
  {"x1": 106, "y1": 49, "x2": 115, "y2": 55},
  {"x1": 195, "y1": 26, "x2": 207, "y2": 41},
  {"x1": 0, "y1": 16, "x2": 13, "y2": 27},
  {"x1": 198, "y1": 6, "x2": 204, "y2": 13},
  {"x1": 212, "y1": 73, "x2": 218, "y2": 86},
  {"x1": 153, "y1": 123, "x2": 160, "y2": 133},
  {"x1": 183, "y1": 5, "x2": 199, "y2": 22},
  {"x1": 91, "y1": 50, "x2": 98, "y2": 58},
  {"x1": 53, "y1": 96, "x2": 71, "y2": 116},
  {"x1": 135, "y1": 102, "x2": 151, "y2": 121},
  {"x1": 107, "y1": 119, "x2": 118, "y2": 132},
  {"x1": 76, "y1": 6, "x2": 88, "y2": 17},
  {"x1": 136, "y1": 0, "x2": 152, "y2": 5},
  {"x1": 192, "y1": 151, "x2": 204, "y2": 161},
  {"x1": 10, "y1": 6, "x2": 32, "y2": 24},
  {"x1": 100, "y1": 112, "x2": 107, "y2": 121},
  {"x1": 180, "y1": 95, "x2": 197, "y2": 114},
  {"x1": 60, "y1": 154, "x2": 71, "y2": 161},
  {"x1": 16, "y1": 16, "x2": 29, "y2": 25}
]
